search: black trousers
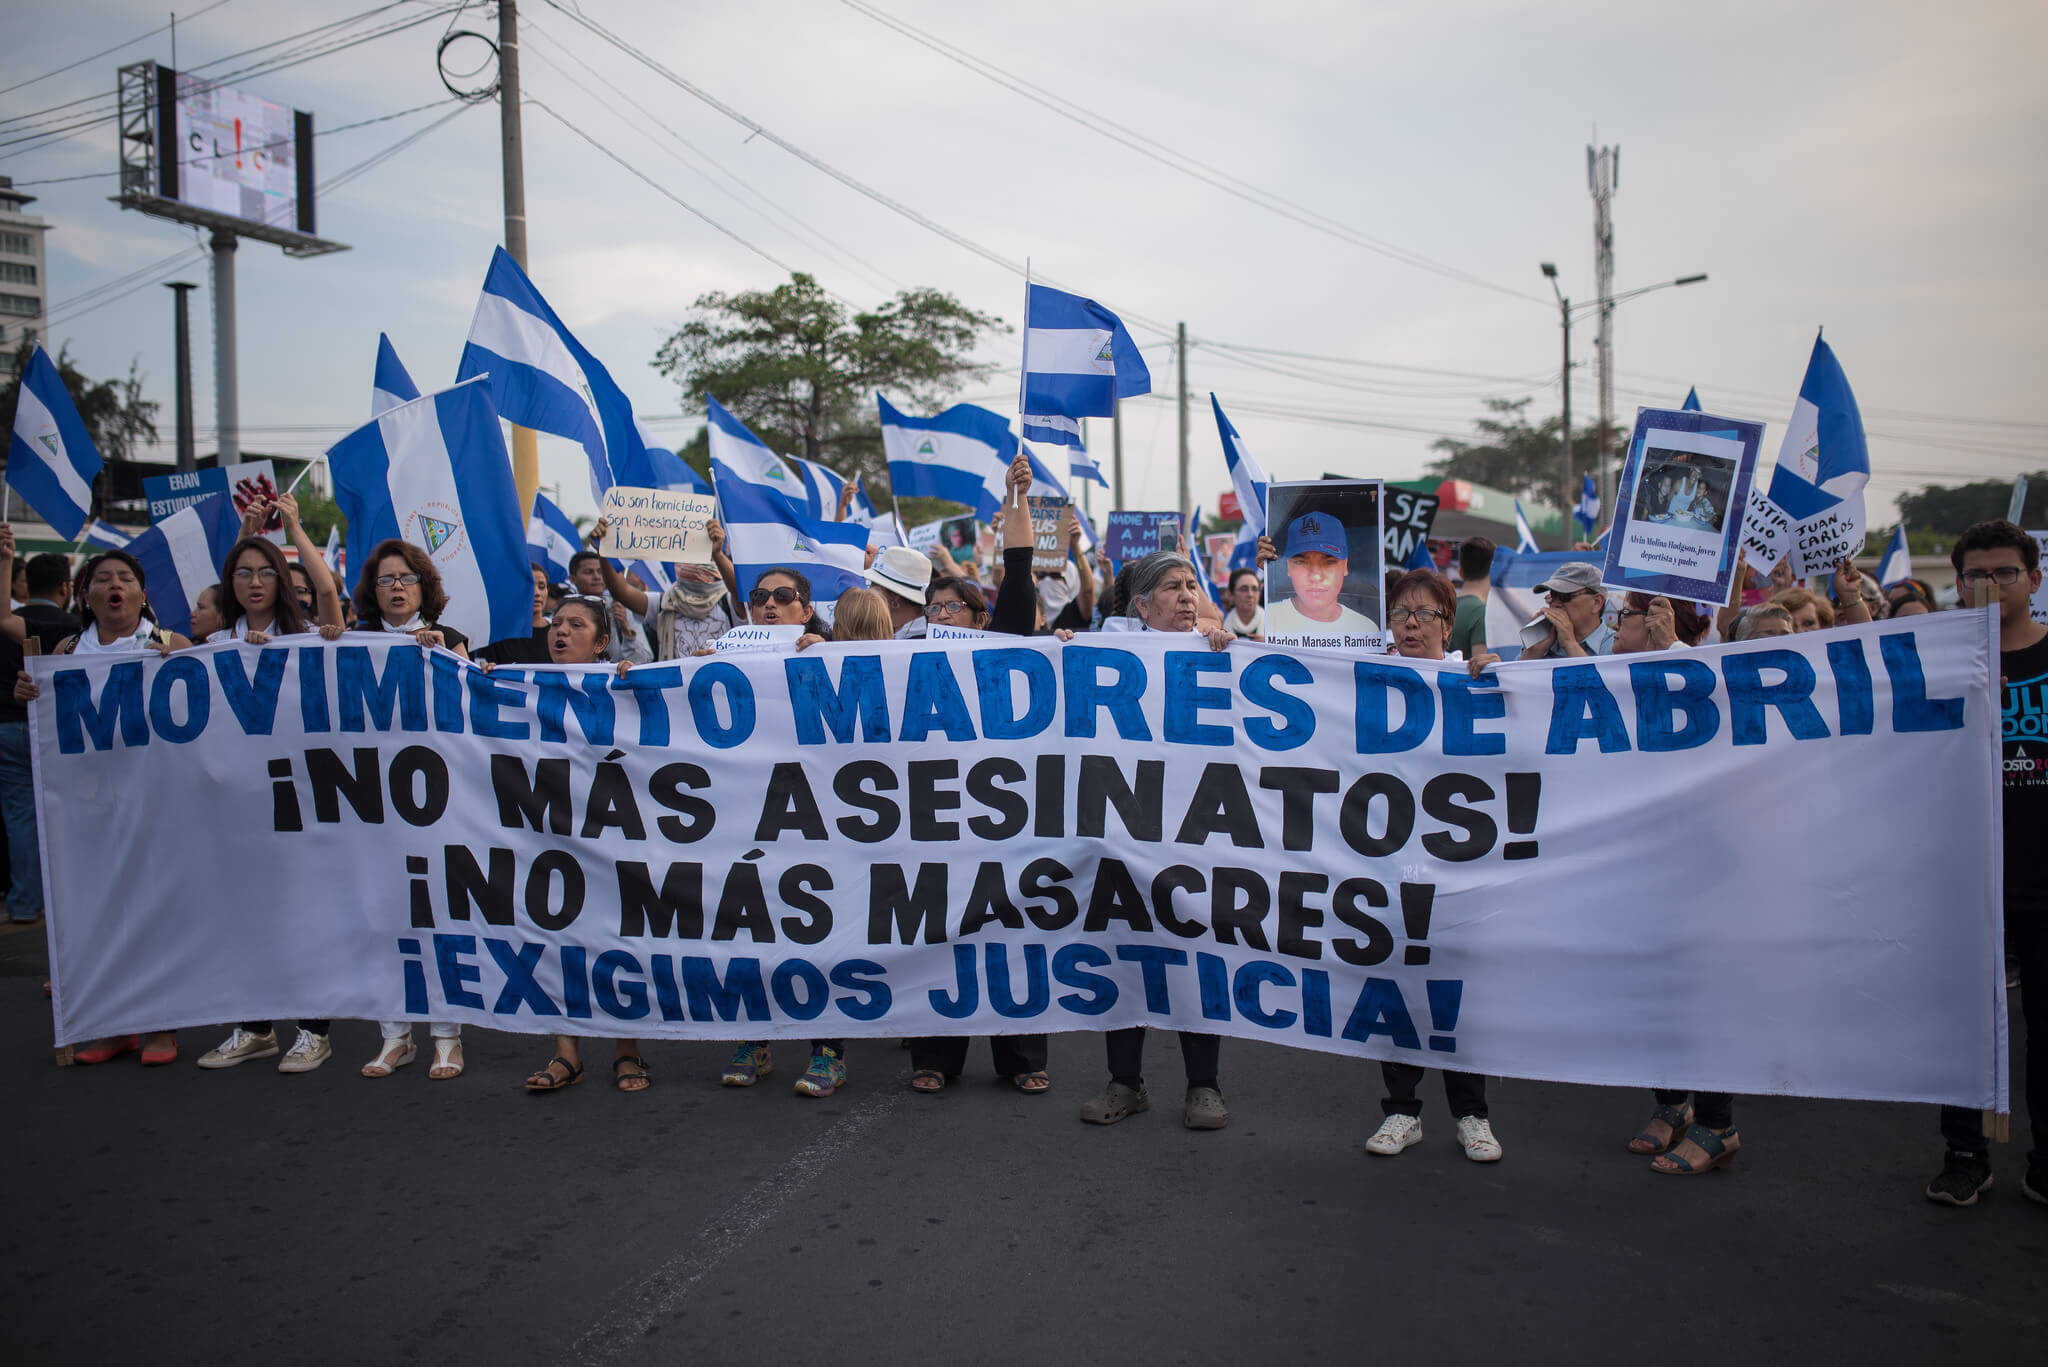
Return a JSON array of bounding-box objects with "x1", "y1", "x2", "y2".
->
[
  {"x1": 1383, "y1": 1064, "x2": 1487, "y2": 1119},
  {"x1": 910, "y1": 1034, "x2": 1048, "y2": 1077},
  {"x1": 1941, "y1": 898, "x2": 2043, "y2": 1169},
  {"x1": 243, "y1": 1020, "x2": 330, "y2": 1036},
  {"x1": 1653, "y1": 1089, "x2": 1734, "y2": 1131},
  {"x1": 1105, "y1": 1027, "x2": 1220, "y2": 1090}
]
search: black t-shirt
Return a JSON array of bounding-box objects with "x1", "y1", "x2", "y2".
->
[
  {"x1": 479, "y1": 625, "x2": 551, "y2": 665},
  {"x1": 0, "y1": 602, "x2": 82, "y2": 724},
  {"x1": 2000, "y1": 634, "x2": 2048, "y2": 908}
]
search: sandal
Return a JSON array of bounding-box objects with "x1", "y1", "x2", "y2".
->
[
  {"x1": 428, "y1": 1037, "x2": 464, "y2": 1080},
  {"x1": 613, "y1": 1055, "x2": 651, "y2": 1093},
  {"x1": 1011, "y1": 1071, "x2": 1051, "y2": 1095},
  {"x1": 1628, "y1": 1102, "x2": 1693, "y2": 1155},
  {"x1": 1653, "y1": 1124, "x2": 1740, "y2": 1175},
  {"x1": 525, "y1": 1056, "x2": 583, "y2": 1092},
  {"x1": 361, "y1": 1039, "x2": 416, "y2": 1078},
  {"x1": 909, "y1": 1069, "x2": 946, "y2": 1095}
]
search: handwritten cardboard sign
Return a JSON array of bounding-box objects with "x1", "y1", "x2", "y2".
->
[{"x1": 600, "y1": 487, "x2": 717, "y2": 563}]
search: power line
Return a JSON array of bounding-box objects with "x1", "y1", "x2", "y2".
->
[
  {"x1": 835, "y1": 0, "x2": 1548, "y2": 308},
  {"x1": 0, "y1": 0, "x2": 238, "y2": 100}
]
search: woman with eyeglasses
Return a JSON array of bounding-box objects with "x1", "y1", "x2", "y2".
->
[
  {"x1": 717, "y1": 564, "x2": 848, "y2": 1097},
  {"x1": 1361, "y1": 568, "x2": 1504, "y2": 1162},
  {"x1": 516, "y1": 596, "x2": 657, "y2": 1096},
  {"x1": 12, "y1": 550, "x2": 190, "y2": 1067},
  {"x1": 352, "y1": 540, "x2": 471, "y2": 1080},
  {"x1": 193, "y1": 519, "x2": 347, "y2": 1075},
  {"x1": 904, "y1": 521, "x2": 1052, "y2": 1097}
]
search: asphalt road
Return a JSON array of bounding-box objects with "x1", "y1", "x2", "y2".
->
[{"x1": 6, "y1": 919, "x2": 2041, "y2": 1366}]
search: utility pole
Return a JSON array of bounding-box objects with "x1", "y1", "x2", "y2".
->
[
  {"x1": 499, "y1": 0, "x2": 538, "y2": 518},
  {"x1": 1176, "y1": 321, "x2": 1190, "y2": 523},
  {"x1": 1111, "y1": 398, "x2": 1123, "y2": 511},
  {"x1": 165, "y1": 281, "x2": 198, "y2": 471},
  {"x1": 210, "y1": 229, "x2": 237, "y2": 464},
  {"x1": 1541, "y1": 263, "x2": 1572, "y2": 529},
  {"x1": 1588, "y1": 144, "x2": 1618, "y2": 517}
]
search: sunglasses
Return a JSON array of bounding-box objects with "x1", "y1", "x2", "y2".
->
[{"x1": 748, "y1": 585, "x2": 803, "y2": 606}]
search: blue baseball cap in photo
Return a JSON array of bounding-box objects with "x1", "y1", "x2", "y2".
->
[{"x1": 1281, "y1": 512, "x2": 1349, "y2": 561}]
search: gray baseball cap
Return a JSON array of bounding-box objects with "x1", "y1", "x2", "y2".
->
[{"x1": 1536, "y1": 562, "x2": 1603, "y2": 595}]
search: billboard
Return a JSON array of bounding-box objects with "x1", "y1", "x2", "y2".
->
[{"x1": 156, "y1": 66, "x2": 315, "y2": 237}]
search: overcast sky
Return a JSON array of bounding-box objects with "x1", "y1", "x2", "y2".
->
[{"x1": 4, "y1": 0, "x2": 2043, "y2": 527}]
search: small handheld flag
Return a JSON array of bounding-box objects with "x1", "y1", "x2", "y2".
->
[
  {"x1": 1763, "y1": 331, "x2": 1869, "y2": 576},
  {"x1": 526, "y1": 491, "x2": 582, "y2": 583},
  {"x1": 1876, "y1": 523, "x2": 1912, "y2": 588},
  {"x1": 1212, "y1": 395, "x2": 1269, "y2": 538},
  {"x1": 1019, "y1": 281, "x2": 1151, "y2": 421},
  {"x1": 7, "y1": 344, "x2": 104, "y2": 540},
  {"x1": 1573, "y1": 472, "x2": 1599, "y2": 536}
]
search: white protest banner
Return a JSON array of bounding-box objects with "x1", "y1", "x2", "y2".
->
[
  {"x1": 30, "y1": 617, "x2": 2005, "y2": 1111},
  {"x1": 599, "y1": 487, "x2": 717, "y2": 563},
  {"x1": 713, "y1": 624, "x2": 802, "y2": 653},
  {"x1": 926, "y1": 623, "x2": 984, "y2": 640}
]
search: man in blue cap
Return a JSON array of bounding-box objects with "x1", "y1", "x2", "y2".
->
[{"x1": 1265, "y1": 511, "x2": 1380, "y2": 641}]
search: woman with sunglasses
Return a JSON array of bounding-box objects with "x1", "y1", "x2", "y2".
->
[
  {"x1": 352, "y1": 540, "x2": 470, "y2": 1080},
  {"x1": 12, "y1": 550, "x2": 189, "y2": 1066},
  {"x1": 193, "y1": 515, "x2": 346, "y2": 1074},
  {"x1": 746, "y1": 567, "x2": 832, "y2": 640},
  {"x1": 517, "y1": 596, "x2": 657, "y2": 1096},
  {"x1": 1362, "y1": 569, "x2": 1504, "y2": 1163}
]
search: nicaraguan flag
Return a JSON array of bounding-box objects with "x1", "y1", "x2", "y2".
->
[
  {"x1": 1212, "y1": 395, "x2": 1269, "y2": 537},
  {"x1": 125, "y1": 492, "x2": 243, "y2": 638},
  {"x1": 879, "y1": 394, "x2": 1016, "y2": 512},
  {"x1": 372, "y1": 334, "x2": 420, "y2": 418},
  {"x1": 976, "y1": 443, "x2": 1067, "y2": 523},
  {"x1": 7, "y1": 343, "x2": 103, "y2": 539},
  {"x1": 1876, "y1": 523, "x2": 1912, "y2": 588},
  {"x1": 1764, "y1": 332, "x2": 1869, "y2": 570},
  {"x1": 705, "y1": 395, "x2": 812, "y2": 520},
  {"x1": 80, "y1": 519, "x2": 135, "y2": 551},
  {"x1": 1513, "y1": 499, "x2": 1539, "y2": 554},
  {"x1": 1068, "y1": 440, "x2": 1108, "y2": 488},
  {"x1": 1019, "y1": 282, "x2": 1151, "y2": 420},
  {"x1": 714, "y1": 470, "x2": 868, "y2": 602},
  {"x1": 1682, "y1": 387, "x2": 1702, "y2": 413},
  {"x1": 787, "y1": 453, "x2": 855, "y2": 521},
  {"x1": 1594, "y1": 521, "x2": 1611, "y2": 552},
  {"x1": 1573, "y1": 472, "x2": 1599, "y2": 535},
  {"x1": 1021, "y1": 411, "x2": 1084, "y2": 448},
  {"x1": 527, "y1": 491, "x2": 581, "y2": 582},
  {"x1": 456, "y1": 247, "x2": 659, "y2": 501},
  {"x1": 328, "y1": 379, "x2": 531, "y2": 647},
  {"x1": 637, "y1": 422, "x2": 712, "y2": 496}
]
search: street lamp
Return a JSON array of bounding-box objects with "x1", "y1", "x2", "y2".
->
[{"x1": 1541, "y1": 263, "x2": 1571, "y2": 542}]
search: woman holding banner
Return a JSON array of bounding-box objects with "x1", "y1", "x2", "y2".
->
[
  {"x1": 11, "y1": 549, "x2": 190, "y2": 1067},
  {"x1": 1364, "y1": 568, "x2": 1504, "y2": 1162},
  {"x1": 1076, "y1": 542, "x2": 1235, "y2": 1130},
  {"x1": 519, "y1": 597, "x2": 656, "y2": 1096},
  {"x1": 353, "y1": 541, "x2": 470, "y2": 1081},
  {"x1": 905, "y1": 474, "x2": 1052, "y2": 1097},
  {"x1": 195, "y1": 509, "x2": 349, "y2": 1075}
]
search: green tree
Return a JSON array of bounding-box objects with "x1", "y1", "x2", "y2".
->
[
  {"x1": 1424, "y1": 397, "x2": 1602, "y2": 514},
  {"x1": 1894, "y1": 472, "x2": 2045, "y2": 537},
  {"x1": 2, "y1": 339, "x2": 160, "y2": 465},
  {"x1": 653, "y1": 273, "x2": 1007, "y2": 507}
]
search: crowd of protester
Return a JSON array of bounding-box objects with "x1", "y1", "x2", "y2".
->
[{"x1": 2, "y1": 454, "x2": 2038, "y2": 1211}]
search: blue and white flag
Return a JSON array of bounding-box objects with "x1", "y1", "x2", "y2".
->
[
  {"x1": 1068, "y1": 440, "x2": 1108, "y2": 488},
  {"x1": 879, "y1": 394, "x2": 1016, "y2": 512},
  {"x1": 705, "y1": 395, "x2": 812, "y2": 520},
  {"x1": 714, "y1": 470, "x2": 869, "y2": 602},
  {"x1": 456, "y1": 247, "x2": 659, "y2": 502},
  {"x1": 1020, "y1": 411, "x2": 1084, "y2": 448},
  {"x1": 526, "y1": 491, "x2": 581, "y2": 583},
  {"x1": 80, "y1": 519, "x2": 135, "y2": 551},
  {"x1": 125, "y1": 492, "x2": 242, "y2": 637},
  {"x1": 1573, "y1": 472, "x2": 1599, "y2": 535},
  {"x1": 1876, "y1": 522, "x2": 1912, "y2": 588},
  {"x1": 1404, "y1": 534, "x2": 1435, "y2": 571},
  {"x1": 1594, "y1": 521, "x2": 1611, "y2": 552},
  {"x1": 7, "y1": 343, "x2": 103, "y2": 540},
  {"x1": 372, "y1": 334, "x2": 419, "y2": 418},
  {"x1": 976, "y1": 443, "x2": 1067, "y2": 523},
  {"x1": 328, "y1": 379, "x2": 531, "y2": 647},
  {"x1": 1762, "y1": 332, "x2": 1870, "y2": 576},
  {"x1": 322, "y1": 524, "x2": 343, "y2": 577},
  {"x1": 1019, "y1": 281, "x2": 1151, "y2": 420},
  {"x1": 1513, "y1": 499, "x2": 1539, "y2": 554},
  {"x1": 638, "y1": 423, "x2": 712, "y2": 496},
  {"x1": 1682, "y1": 387, "x2": 1702, "y2": 413},
  {"x1": 788, "y1": 453, "x2": 856, "y2": 522},
  {"x1": 1212, "y1": 395, "x2": 1269, "y2": 537}
]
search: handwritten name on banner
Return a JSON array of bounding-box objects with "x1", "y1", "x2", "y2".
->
[
  {"x1": 29, "y1": 617, "x2": 2007, "y2": 1110},
  {"x1": 599, "y1": 487, "x2": 717, "y2": 563}
]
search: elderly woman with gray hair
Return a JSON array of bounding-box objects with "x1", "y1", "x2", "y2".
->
[{"x1": 1068, "y1": 542, "x2": 1235, "y2": 1128}]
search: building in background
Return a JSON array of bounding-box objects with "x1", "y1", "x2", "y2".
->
[{"x1": 0, "y1": 176, "x2": 49, "y2": 350}]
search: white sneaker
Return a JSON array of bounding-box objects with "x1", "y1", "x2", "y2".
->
[
  {"x1": 277, "y1": 1029, "x2": 331, "y2": 1074},
  {"x1": 1366, "y1": 1113, "x2": 1424, "y2": 1155},
  {"x1": 197, "y1": 1028, "x2": 278, "y2": 1069},
  {"x1": 1457, "y1": 1115, "x2": 1503, "y2": 1162}
]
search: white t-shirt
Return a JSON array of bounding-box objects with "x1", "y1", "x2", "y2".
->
[
  {"x1": 1265, "y1": 599, "x2": 1381, "y2": 640},
  {"x1": 208, "y1": 616, "x2": 316, "y2": 644},
  {"x1": 71, "y1": 621, "x2": 158, "y2": 655}
]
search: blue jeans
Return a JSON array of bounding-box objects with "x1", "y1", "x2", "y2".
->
[{"x1": 0, "y1": 721, "x2": 40, "y2": 921}]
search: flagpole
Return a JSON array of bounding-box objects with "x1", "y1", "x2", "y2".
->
[{"x1": 1014, "y1": 260, "x2": 1031, "y2": 512}]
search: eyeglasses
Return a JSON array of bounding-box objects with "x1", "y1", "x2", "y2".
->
[
  {"x1": 1386, "y1": 607, "x2": 1447, "y2": 625},
  {"x1": 748, "y1": 585, "x2": 802, "y2": 606},
  {"x1": 1545, "y1": 588, "x2": 1595, "y2": 603},
  {"x1": 231, "y1": 567, "x2": 279, "y2": 582},
  {"x1": 374, "y1": 573, "x2": 423, "y2": 588},
  {"x1": 1959, "y1": 566, "x2": 2025, "y2": 587},
  {"x1": 1616, "y1": 607, "x2": 1649, "y2": 621},
  {"x1": 925, "y1": 601, "x2": 975, "y2": 618}
]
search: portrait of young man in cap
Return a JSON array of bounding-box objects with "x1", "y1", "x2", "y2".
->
[{"x1": 1263, "y1": 497, "x2": 1383, "y2": 644}]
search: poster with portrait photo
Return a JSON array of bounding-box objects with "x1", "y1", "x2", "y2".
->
[
  {"x1": 1600, "y1": 407, "x2": 1764, "y2": 609},
  {"x1": 1262, "y1": 478, "x2": 1385, "y2": 650}
]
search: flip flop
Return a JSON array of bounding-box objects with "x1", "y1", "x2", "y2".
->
[
  {"x1": 1011, "y1": 1071, "x2": 1051, "y2": 1095},
  {"x1": 612, "y1": 1055, "x2": 651, "y2": 1093},
  {"x1": 525, "y1": 1056, "x2": 583, "y2": 1092}
]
